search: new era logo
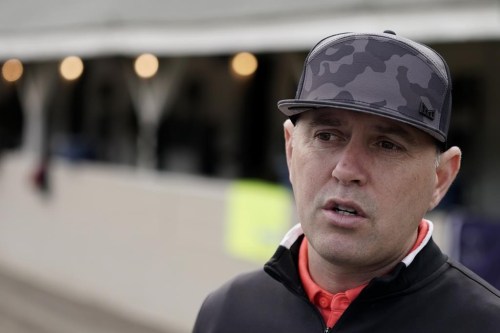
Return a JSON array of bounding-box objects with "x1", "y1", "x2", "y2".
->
[{"x1": 419, "y1": 99, "x2": 435, "y2": 120}]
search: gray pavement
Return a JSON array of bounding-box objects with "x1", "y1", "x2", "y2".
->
[{"x1": 0, "y1": 269, "x2": 172, "y2": 333}]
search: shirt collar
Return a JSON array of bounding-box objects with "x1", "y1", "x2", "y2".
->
[
  {"x1": 298, "y1": 238, "x2": 366, "y2": 303},
  {"x1": 401, "y1": 219, "x2": 433, "y2": 266}
]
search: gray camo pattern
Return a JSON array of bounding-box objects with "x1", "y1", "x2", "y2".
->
[{"x1": 297, "y1": 37, "x2": 448, "y2": 138}]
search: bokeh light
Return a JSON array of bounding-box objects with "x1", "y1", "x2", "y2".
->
[
  {"x1": 60, "y1": 56, "x2": 84, "y2": 81},
  {"x1": 231, "y1": 52, "x2": 258, "y2": 77},
  {"x1": 2, "y1": 58, "x2": 24, "y2": 82},
  {"x1": 134, "y1": 53, "x2": 159, "y2": 79}
]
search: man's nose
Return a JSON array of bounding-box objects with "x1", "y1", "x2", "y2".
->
[{"x1": 331, "y1": 141, "x2": 368, "y2": 186}]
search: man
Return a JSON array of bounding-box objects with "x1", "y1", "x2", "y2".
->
[{"x1": 193, "y1": 31, "x2": 500, "y2": 332}]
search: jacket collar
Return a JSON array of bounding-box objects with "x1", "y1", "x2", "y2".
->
[{"x1": 264, "y1": 222, "x2": 448, "y2": 300}]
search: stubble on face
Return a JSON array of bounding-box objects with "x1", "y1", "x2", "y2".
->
[{"x1": 285, "y1": 109, "x2": 440, "y2": 278}]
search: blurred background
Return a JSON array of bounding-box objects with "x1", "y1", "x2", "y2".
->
[{"x1": 0, "y1": 0, "x2": 500, "y2": 332}]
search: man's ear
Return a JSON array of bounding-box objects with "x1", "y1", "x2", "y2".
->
[
  {"x1": 284, "y1": 119, "x2": 295, "y2": 182},
  {"x1": 429, "y1": 146, "x2": 462, "y2": 210}
]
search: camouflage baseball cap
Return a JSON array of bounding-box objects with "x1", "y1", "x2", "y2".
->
[{"x1": 277, "y1": 31, "x2": 452, "y2": 143}]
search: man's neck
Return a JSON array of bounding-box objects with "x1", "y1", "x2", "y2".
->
[
  {"x1": 300, "y1": 220, "x2": 430, "y2": 294},
  {"x1": 306, "y1": 236, "x2": 416, "y2": 294},
  {"x1": 307, "y1": 252, "x2": 402, "y2": 294}
]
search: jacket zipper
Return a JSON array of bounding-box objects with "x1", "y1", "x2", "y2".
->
[{"x1": 286, "y1": 285, "x2": 330, "y2": 333}]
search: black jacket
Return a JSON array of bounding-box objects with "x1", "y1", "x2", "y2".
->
[{"x1": 193, "y1": 233, "x2": 500, "y2": 333}]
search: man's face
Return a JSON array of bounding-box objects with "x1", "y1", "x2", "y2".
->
[{"x1": 285, "y1": 108, "x2": 448, "y2": 271}]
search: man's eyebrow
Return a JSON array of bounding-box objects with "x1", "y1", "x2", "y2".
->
[
  {"x1": 372, "y1": 124, "x2": 417, "y2": 143},
  {"x1": 307, "y1": 115, "x2": 343, "y2": 127},
  {"x1": 306, "y1": 113, "x2": 419, "y2": 143}
]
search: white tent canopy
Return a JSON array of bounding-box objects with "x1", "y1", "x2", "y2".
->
[{"x1": 1, "y1": 0, "x2": 499, "y2": 61}]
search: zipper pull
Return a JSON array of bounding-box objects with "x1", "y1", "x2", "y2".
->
[{"x1": 324, "y1": 328, "x2": 332, "y2": 333}]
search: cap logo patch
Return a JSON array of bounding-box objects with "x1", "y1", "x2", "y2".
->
[{"x1": 419, "y1": 99, "x2": 435, "y2": 121}]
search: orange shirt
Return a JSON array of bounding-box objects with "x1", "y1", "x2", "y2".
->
[{"x1": 298, "y1": 220, "x2": 429, "y2": 328}]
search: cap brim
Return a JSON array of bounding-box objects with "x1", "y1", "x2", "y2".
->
[{"x1": 277, "y1": 99, "x2": 446, "y2": 143}]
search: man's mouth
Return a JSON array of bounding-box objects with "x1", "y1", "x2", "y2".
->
[
  {"x1": 324, "y1": 200, "x2": 366, "y2": 218},
  {"x1": 333, "y1": 204, "x2": 358, "y2": 216}
]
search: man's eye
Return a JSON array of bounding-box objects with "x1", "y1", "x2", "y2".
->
[
  {"x1": 316, "y1": 132, "x2": 333, "y2": 141},
  {"x1": 378, "y1": 140, "x2": 400, "y2": 150}
]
